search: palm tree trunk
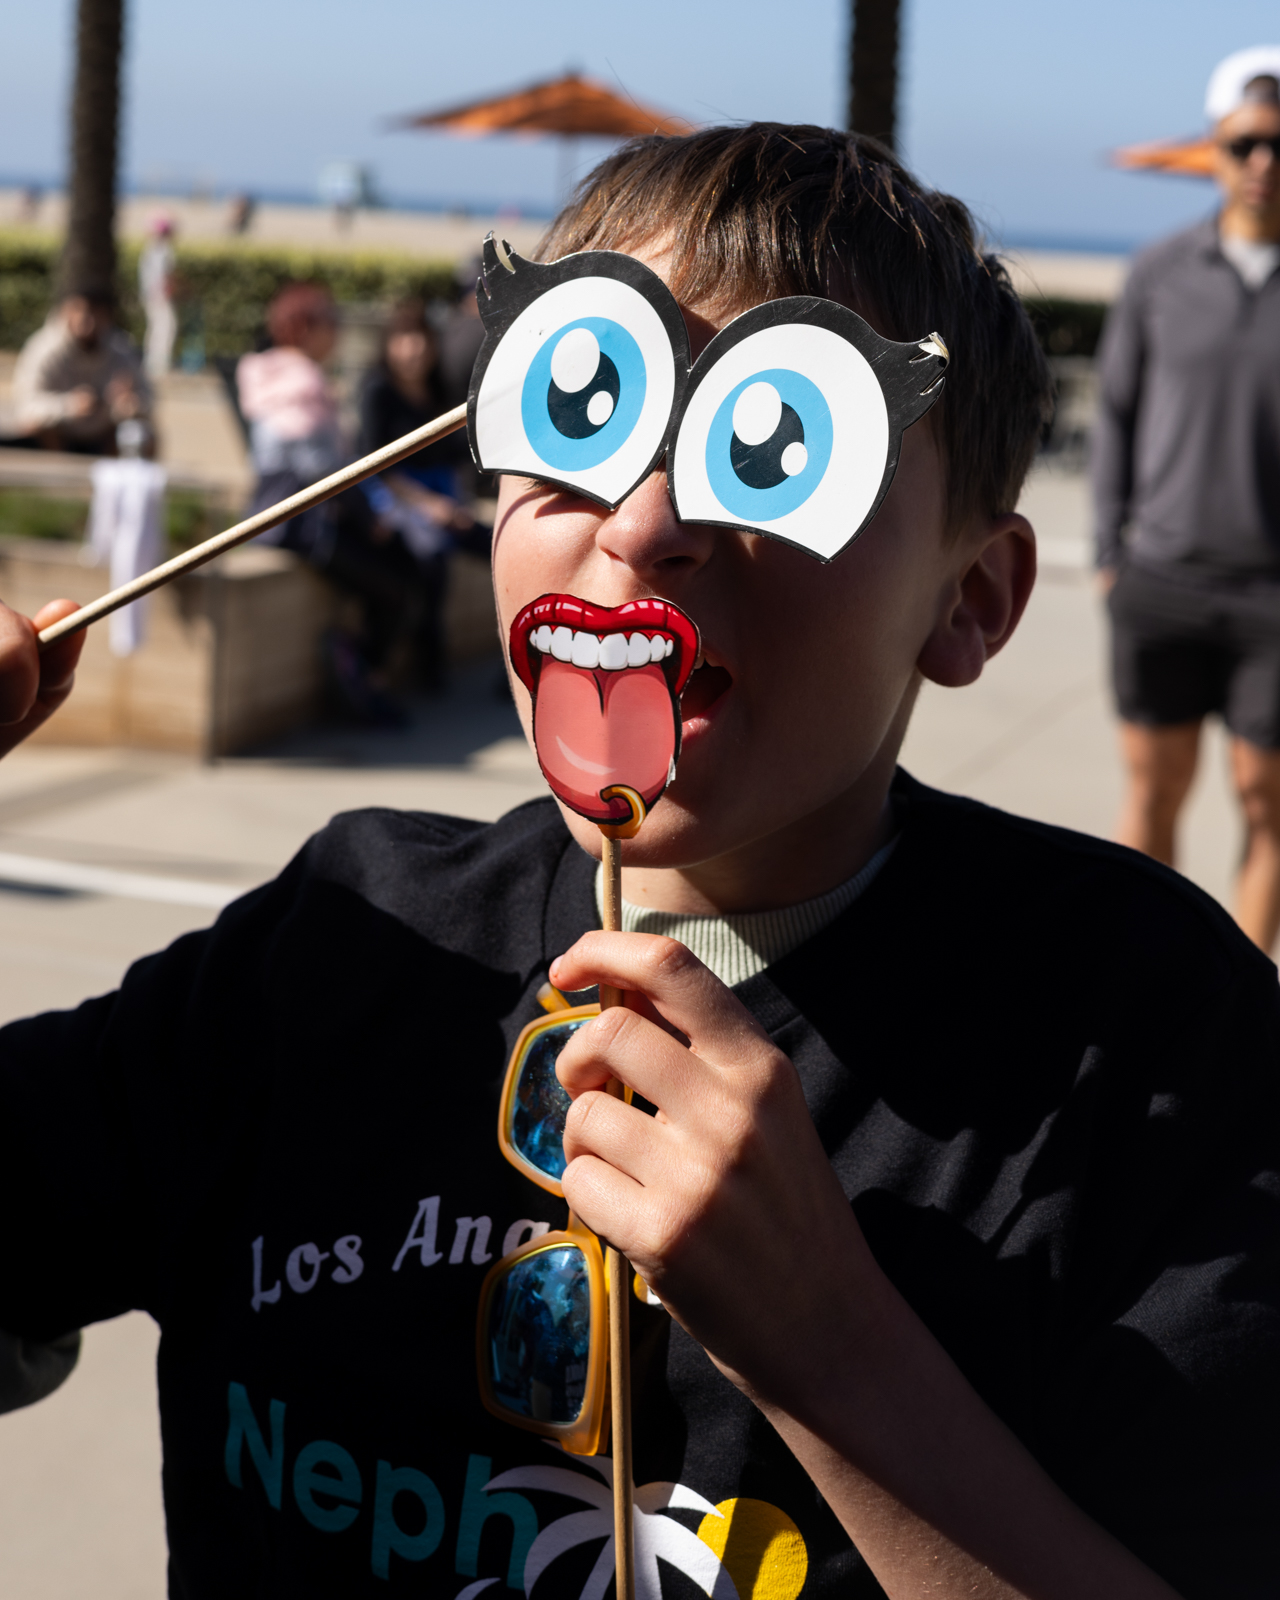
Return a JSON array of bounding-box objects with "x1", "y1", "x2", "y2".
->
[
  {"x1": 847, "y1": 0, "x2": 901, "y2": 150},
  {"x1": 60, "y1": 0, "x2": 124, "y2": 298}
]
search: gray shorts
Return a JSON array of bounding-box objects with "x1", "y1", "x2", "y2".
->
[{"x1": 1107, "y1": 562, "x2": 1280, "y2": 749}]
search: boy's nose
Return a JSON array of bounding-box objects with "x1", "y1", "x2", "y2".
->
[{"x1": 595, "y1": 468, "x2": 715, "y2": 577}]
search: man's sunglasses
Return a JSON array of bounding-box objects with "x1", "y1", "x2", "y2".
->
[
  {"x1": 1221, "y1": 134, "x2": 1280, "y2": 163},
  {"x1": 476, "y1": 1003, "x2": 651, "y2": 1457}
]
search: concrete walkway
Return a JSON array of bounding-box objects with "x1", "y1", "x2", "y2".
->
[{"x1": 0, "y1": 460, "x2": 1246, "y2": 1597}]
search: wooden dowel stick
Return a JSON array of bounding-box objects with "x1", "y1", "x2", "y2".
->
[
  {"x1": 607, "y1": 1236, "x2": 635, "y2": 1600},
  {"x1": 36, "y1": 402, "x2": 470, "y2": 651},
  {"x1": 599, "y1": 832, "x2": 625, "y2": 1009},
  {"x1": 599, "y1": 833, "x2": 635, "y2": 1600}
]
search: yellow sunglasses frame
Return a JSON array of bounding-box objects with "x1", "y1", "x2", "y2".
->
[
  {"x1": 496, "y1": 1003, "x2": 600, "y2": 1194},
  {"x1": 479, "y1": 999, "x2": 656, "y2": 1455},
  {"x1": 475, "y1": 1216, "x2": 611, "y2": 1456}
]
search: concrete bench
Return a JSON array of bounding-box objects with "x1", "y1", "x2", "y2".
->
[{"x1": 0, "y1": 536, "x2": 500, "y2": 756}]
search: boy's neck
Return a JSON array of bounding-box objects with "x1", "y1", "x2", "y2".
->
[{"x1": 620, "y1": 761, "x2": 899, "y2": 917}]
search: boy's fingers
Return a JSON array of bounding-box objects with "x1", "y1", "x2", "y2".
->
[
  {"x1": 0, "y1": 599, "x2": 83, "y2": 755},
  {"x1": 560, "y1": 1151, "x2": 653, "y2": 1261},
  {"x1": 551, "y1": 932, "x2": 774, "y2": 1068},
  {"x1": 0, "y1": 602, "x2": 40, "y2": 725},
  {"x1": 561, "y1": 1086, "x2": 673, "y2": 1190},
  {"x1": 30, "y1": 600, "x2": 85, "y2": 700},
  {"x1": 557, "y1": 1004, "x2": 730, "y2": 1124}
]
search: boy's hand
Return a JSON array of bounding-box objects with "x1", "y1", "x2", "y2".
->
[
  {"x1": 549, "y1": 931, "x2": 1179, "y2": 1600},
  {"x1": 0, "y1": 599, "x2": 85, "y2": 758},
  {"x1": 549, "y1": 931, "x2": 881, "y2": 1411}
]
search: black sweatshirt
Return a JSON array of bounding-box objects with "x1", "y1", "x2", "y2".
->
[
  {"x1": 1, "y1": 774, "x2": 1278, "y2": 1599},
  {"x1": 1092, "y1": 217, "x2": 1280, "y2": 575}
]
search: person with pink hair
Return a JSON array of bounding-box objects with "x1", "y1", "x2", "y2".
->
[{"x1": 238, "y1": 284, "x2": 420, "y2": 724}]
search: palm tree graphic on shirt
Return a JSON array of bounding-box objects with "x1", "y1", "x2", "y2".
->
[{"x1": 484, "y1": 1448, "x2": 738, "y2": 1599}]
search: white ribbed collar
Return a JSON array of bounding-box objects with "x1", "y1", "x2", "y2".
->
[{"x1": 593, "y1": 836, "x2": 898, "y2": 989}]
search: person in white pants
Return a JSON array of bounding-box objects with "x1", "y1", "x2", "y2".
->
[{"x1": 139, "y1": 216, "x2": 177, "y2": 381}]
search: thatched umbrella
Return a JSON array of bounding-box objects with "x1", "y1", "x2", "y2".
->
[
  {"x1": 392, "y1": 71, "x2": 694, "y2": 195},
  {"x1": 1112, "y1": 136, "x2": 1216, "y2": 179}
]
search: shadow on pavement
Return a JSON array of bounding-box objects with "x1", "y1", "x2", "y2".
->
[{"x1": 230, "y1": 654, "x2": 528, "y2": 770}]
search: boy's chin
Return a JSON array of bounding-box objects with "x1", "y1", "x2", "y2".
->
[{"x1": 556, "y1": 794, "x2": 720, "y2": 870}]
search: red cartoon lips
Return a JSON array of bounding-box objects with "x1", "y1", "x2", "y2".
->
[{"x1": 509, "y1": 595, "x2": 701, "y2": 827}]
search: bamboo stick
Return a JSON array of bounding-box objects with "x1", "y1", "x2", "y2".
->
[
  {"x1": 36, "y1": 402, "x2": 470, "y2": 651},
  {"x1": 600, "y1": 831, "x2": 636, "y2": 1600}
]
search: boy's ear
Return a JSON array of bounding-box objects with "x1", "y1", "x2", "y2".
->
[{"x1": 916, "y1": 513, "x2": 1036, "y2": 689}]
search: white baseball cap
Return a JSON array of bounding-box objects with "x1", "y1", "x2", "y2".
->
[{"x1": 1206, "y1": 46, "x2": 1280, "y2": 123}]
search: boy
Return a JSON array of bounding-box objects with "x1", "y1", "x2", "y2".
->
[{"x1": 1, "y1": 126, "x2": 1277, "y2": 1599}]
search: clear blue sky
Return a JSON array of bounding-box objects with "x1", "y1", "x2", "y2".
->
[{"x1": 1, "y1": 0, "x2": 1277, "y2": 249}]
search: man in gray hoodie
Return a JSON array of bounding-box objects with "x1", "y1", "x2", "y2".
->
[{"x1": 1093, "y1": 47, "x2": 1280, "y2": 953}]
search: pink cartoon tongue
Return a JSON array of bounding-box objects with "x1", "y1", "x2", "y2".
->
[{"x1": 533, "y1": 659, "x2": 675, "y2": 822}]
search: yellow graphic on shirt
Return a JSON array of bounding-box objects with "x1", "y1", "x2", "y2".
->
[{"x1": 696, "y1": 1497, "x2": 808, "y2": 1598}]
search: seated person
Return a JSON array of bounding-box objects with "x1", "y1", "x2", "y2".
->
[
  {"x1": 237, "y1": 281, "x2": 346, "y2": 533},
  {"x1": 358, "y1": 299, "x2": 485, "y2": 689},
  {"x1": 11, "y1": 286, "x2": 150, "y2": 454},
  {"x1": 238, "y1": 282, "x2": 416, "y2": 722},
  {"x1": 439, "y1": 255, "x2": 486, "y2": 410},
  {"x1": 0, "y1": 125, "x2": 1277, "y2": 1598}
]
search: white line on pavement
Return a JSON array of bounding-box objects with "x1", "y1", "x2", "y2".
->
[{"x1": 0, "y1": 852, "x2": 246, "y2": 909}]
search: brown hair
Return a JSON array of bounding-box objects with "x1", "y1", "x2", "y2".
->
[
  {"x1": 380, "y1": 297, "x2": 437, "y2": 355},
  {"x1": 266, "y1": 281, "x2": 336, "y2": 350},
  {"x1": 538, "y1": 123, "x2": 1053, "y2": 534}
]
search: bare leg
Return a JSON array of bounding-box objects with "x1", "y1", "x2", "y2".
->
[
  {"x1": 1115, "y1": 721, "x2": 1201, "y2": 866},
  {"x1": 1230, "y1": 738, "x2": 1280, "y2": 953}
]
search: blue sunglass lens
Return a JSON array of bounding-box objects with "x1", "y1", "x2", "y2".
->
[
  {"x1": 487, "y1": 1245, "x2": 592, "y2": 1424},
  {"x1": 510, "y1": 1020, "x2": 586, "y2": 1180}
]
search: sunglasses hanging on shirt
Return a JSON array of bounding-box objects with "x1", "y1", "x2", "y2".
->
[
  {"x1": 477, "y1": 1002, "x2": 657, "y2": 1457},
  {"x1": 467, "y1": 234, "x2": 949, "y2": 564}
]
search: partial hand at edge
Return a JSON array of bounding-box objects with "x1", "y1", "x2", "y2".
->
[{"x1": 0, "y1": 598, "x2": 84, "y2": 759}]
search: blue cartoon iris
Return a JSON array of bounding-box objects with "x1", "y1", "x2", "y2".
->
[
  {"x1": 521, "y1": 317, "x2": 647, "y2": 471},
  {"x1": 705, "y1": 368, "x2": 833, "y2": 521}
]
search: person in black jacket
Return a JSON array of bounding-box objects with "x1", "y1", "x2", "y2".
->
[
  {"x1": 357, "y1": 300, "x2": 486, "y2": 691},
  {"x1": 0, "y1": 124, "x2": 1276, "y2": 1600}
]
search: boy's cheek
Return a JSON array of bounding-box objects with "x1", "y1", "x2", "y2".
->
[{"x1": 492, "y1": 479, "x2": 600, "y2": 627}]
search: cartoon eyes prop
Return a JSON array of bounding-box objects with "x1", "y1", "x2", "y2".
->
[
  {"x1": 467, "y1": 236, "x2": 948, "y2": 562},
  {"x1": 668, "y1": 300, "x2": 946, "y2": 562},
  {"x1": 468, "y1": 238, "x2": 690, "y2": 510}
]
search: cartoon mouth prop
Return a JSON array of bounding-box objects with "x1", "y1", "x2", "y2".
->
[{"x1": 509, "y1": 595, "x2": 700, "y2": 827}]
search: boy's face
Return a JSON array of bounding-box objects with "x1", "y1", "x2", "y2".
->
[{"x1": 491, "y1": 243, "x2": 999, "y2": 884}]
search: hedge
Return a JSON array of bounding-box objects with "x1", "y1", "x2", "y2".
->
[
  {"x1": 0, "y1": 230, "x2": 1112, "y2": 360},
  {"x1": 1020, "y1": 296, "x2": 1109, "y2": 359},
  {"x1": 0, "y1": 484, "x2": 228, "y2": 550},
  {"x1": 0, "y1": 230, "x2": 456, "y2": 358}
]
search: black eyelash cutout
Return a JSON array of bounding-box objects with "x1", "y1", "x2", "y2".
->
[
  {"x1": 466, "y1": 236, "x2": 692, "y2": 510},
  {"x1": 666, "y1": 297, "x2": 949, "y2": 563}
]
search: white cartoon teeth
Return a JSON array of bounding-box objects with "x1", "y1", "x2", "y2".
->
[
  {"x1": 530, "y1": 627, "x2": 675, "y2": 669},
  {"x1": 570, "y1": 632, "x2": 601, "y2": 669},
  {"x1": 599, "y1": 633, "x2": 629, "y2": 669}
]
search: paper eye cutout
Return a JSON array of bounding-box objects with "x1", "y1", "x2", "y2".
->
[
  {"x1": 667, "y1": 299, "x2": 948, "y2": 562},
  {"x1": 468, "y1": 237, "x2": 691, "y2": 509}
]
